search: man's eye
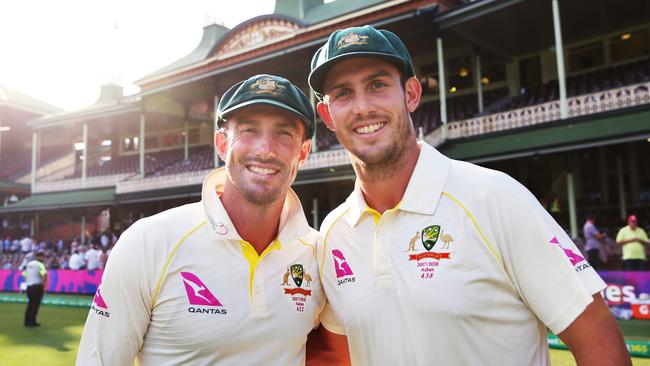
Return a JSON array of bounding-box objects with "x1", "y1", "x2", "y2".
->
[
  {"x1": 371, "y1": 81, "x2": 387, "y2": 89},
  {"x1": 335, "y1": 89, "x2": 351, "y2": 99}
]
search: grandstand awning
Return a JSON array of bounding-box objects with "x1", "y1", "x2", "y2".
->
[
  {"x1": 0, "y1": 188, "x2": 115, "y2": 214},
  {"x1": 440, "y1": 106, "x2": 650, "y2": 163}
]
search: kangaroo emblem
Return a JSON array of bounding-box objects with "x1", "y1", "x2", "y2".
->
[
  {"x1": 281, "y1": 267, "x2": 291, "y2": 285},
  {"x1": 407, "y1": 231, "x2": 420, "y2": 252}
]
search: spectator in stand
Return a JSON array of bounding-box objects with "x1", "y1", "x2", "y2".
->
[
  {"x1": 11, "y1": 239, "x2": 20, "y2": 253},
  {"x1": 583, "y1": 214, "x2": 604, "y2": 270},
  {"x1": 69, "y1": 248, "x2": 86, "y2": 270},
  {"x1": 85, "y1": 244, "x2": 102, "y2": 271},
  {"x1": 100, "y1": 232, "x2": 110, "y2": 250},
  {"x1": 59, "y1": 254, "x2": 70, "y2": 270},
  {"x1": 617, "y1": 215, "x2": 649, "y2": 271},
  {"x1": 3, "y1": 237, "x2": 10, "y2": 253},
  {"x1": 20, "y1": 235, "x2": 32, "y2": 254}
]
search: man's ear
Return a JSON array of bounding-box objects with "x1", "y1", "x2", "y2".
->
[
  {"x1": 215, "y1": 127, "x2": 228, "y2": 162},
  {"x1": 404, "y1": 77, "x2": 422, "y2": 113},
  {"x1": 316, "y1": 101, "x2": 336, "y2": 131},
  {"x1": 297, "y1": 138, "x2": 312, "y2": 167}
]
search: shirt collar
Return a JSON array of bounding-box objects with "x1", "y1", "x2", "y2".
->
[
  {"x1": 345, "y1": 142, "x2": 451, "y2": 227},
  {"x1": 201, "y1": 167, "x2": 311, "y2": 245}
]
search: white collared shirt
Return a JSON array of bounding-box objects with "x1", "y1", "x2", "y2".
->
[
  {"x1": 77, "y1": 168, "x2": 324, "y2": 366},
  {"x1": 317, "y1": 142, "x2": 605, "y2": 366}
]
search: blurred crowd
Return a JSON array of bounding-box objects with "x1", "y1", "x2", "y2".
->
[{"x1": 0, "y1": 231, "x2": 118, "y2": 271}]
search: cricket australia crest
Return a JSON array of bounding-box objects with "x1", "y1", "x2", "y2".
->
[
  {"x1": 337, "y1": 32, "x2": 369, "y2": 49},
  {"x1": 250, "y1": 77, "x2": 286, "y2": 96},
  {"x1": 408, "y1": 225, "x2": 452, "y2": 279},
  {"x1": 421, "y1": 225, "x2": 440, "y2": 251},
  {"x1": 282, "y1": 263, "x2": 312, "y2": 312}
]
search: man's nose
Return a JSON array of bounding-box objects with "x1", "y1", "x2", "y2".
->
[
  {"x1": 253, "y1": 132, "x2": 276, "y2": 158},
  {"x1": 351, "y1": 92, "x2": 375, "y2": 115}
]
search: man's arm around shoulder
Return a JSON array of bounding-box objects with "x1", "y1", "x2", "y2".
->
[{"x1": 558, "y1": 293, "x2": 631, "y2": 366}]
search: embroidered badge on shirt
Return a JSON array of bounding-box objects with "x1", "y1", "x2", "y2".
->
[
  {"x1": 181, "y1": 271, "x2": 227, "y2": 315},
  {"x1": 332, "y1": 249, "x2": 356, "y2": 286},
  {"x1": 91, "y1": 286, "x2": 110, "y2": 317},
  {"x1": 408, "y1": 226, "x2": 452, "y2": 280},
  {"x1": 282, "y1": 264, "x2": 312, "y2": 312},
  {"x1": 549, "y1": 236, "x2": 591, "y2": 272}
]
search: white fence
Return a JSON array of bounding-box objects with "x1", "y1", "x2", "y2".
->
[
  {"x1": 441, "y1": 81, "x2": 650, "y2": 140},
  {"x1": 33, "y1": 173, "x2": 133, "y2": 193},
  {"x1": 116, "y1": 169, "x2": 213, "y2": 194}
]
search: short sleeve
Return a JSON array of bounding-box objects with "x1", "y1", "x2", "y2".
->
[
  {"x1": 616, "y1": 228, "x2": 625, "y2": 243},
  {"x1": 320, "y1": 301, "x2": 346, "y2": 335},
  {"x1": 485, "y1": 173, "x2": 606, "y2": 334},
  {"x1": 76, "y1": 222, "x2": 153, "y2": 365}
]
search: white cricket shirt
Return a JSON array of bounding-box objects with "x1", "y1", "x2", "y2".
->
[
  {"x1": 77, "y1": 168, "x2": 325, "y2": 366},
  {"x1": 317, "y1": 143, "x2": 605, "y2": 366}
]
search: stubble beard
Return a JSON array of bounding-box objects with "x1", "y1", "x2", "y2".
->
[
  {"x1": 228, "y1": 158, "x2": 296, "y2": 206},
  {"x1": 348, "y1": 109, "x2": 416, "y2": 181}
]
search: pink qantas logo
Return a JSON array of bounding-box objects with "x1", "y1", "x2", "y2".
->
[
  {"x1": 181, "y1": 272, "x2": 223, "y2": 306},
  {"x1": 93, "y1": 287, "x2": 108, "y2": 309},
  {"x1": 549, "y1": 236, "x2": 586, "y2": 266},
  {"x1": 332, "y1": 249, "x2": 354, "y2": 278}
]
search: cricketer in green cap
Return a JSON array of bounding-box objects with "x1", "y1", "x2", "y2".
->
[
  {"x1": 309, "y1": 25, "x2": 415, "y2": 99},
  {"x1": 217, "y1": 74, "x2": 316, "y2": 138}
]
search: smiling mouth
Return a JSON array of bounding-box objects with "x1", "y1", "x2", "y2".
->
[
  {"x1": 354, "y1": 122, "x2": 386, "y2": 135},
  {"x1": 247, "y1": 165, "x2": 279, "y2": 176}
]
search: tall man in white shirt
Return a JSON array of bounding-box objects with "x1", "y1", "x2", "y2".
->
[
  {"x1": 308, "y1": 25, "x2": 630, "y2": 365},
  {"x1": 77, "y1": 75, "x2": 326, "y2": 365},
  {"x1": 23, "y1": 251, "x2": 47, "y2": 327}
]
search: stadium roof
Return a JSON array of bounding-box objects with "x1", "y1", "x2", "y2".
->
[
  {"x1": 435, "y1": 0, "x2": 650, "y2": 60},
  {"x1": 135, "y1": 0, "x2": 446, "y2": 92},
  {"x1": 28, "y1": 85, "x2": 140, "y2": 129},
  {"x1": 440, "y1": 105, "x2": 650, "y2": 163},
  {"x1": 0, "y1": 187, "x2": 115, "y2": 214},
  {"x1": 0, "y1": 83, "x2": 62, "y2": 115}
]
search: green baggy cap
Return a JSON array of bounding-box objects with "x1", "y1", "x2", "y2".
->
[
  {"x1": 217, "y1": 74, "x2": 316, "y2": 138},
  {"x1": 308, "y1": 25, "x2": 415, "y2": 99}
]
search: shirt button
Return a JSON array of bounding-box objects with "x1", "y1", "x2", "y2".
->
[
  {"x1": 379, "y1": 256, "x2": 386, "y2": 261},
  {"x1": 379, "y1": 228, "x2": 387, "y2": 235}
]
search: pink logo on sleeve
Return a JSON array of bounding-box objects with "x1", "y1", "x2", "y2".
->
[
  {"x1": 549, "y1": 236, "x2": 586, "y2": 266},
  {"x1": 332, "y1": 249, "x2": 354, "y2": 278},
  {"x1": 93, "y1": 287, "x2": 108, "y2": 309},
  {"x1": 181, "y1": 272, "x2": 223, "y2": 306}
]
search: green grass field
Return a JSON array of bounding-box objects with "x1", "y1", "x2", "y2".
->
[{"x1": 1, "y1": 292, "x2": 649, "y2": 365}]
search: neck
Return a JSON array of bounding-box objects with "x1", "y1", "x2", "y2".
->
[
  {"x1": 353, "y1": 143, "x2": 421, "y2": 213},
  {"x1": 219, "y1": 187, "x2": 285, "y2": 255}
]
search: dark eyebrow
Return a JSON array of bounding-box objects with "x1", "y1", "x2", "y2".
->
[{"x1": 325, "y1": 69, "x2": 393, "y2": 93}]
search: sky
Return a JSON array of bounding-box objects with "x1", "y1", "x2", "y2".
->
[{"x1": 0, "y1": 0, "x2": 276, "y2": 111}]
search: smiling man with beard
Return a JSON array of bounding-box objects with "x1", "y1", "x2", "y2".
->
[
  {"x1": 77, "y1": 75, "x2": 327, "y2": 366},
  {"x1": 308, "y1": 25, "x2": 630, "y2": 366}
]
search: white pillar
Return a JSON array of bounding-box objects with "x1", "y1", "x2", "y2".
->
[
  {"x1": 31, "y1": 131, "x2": 38, "y2": 192},
  {"x1": 474, "y1": 54, "x2": 484, "y2": 113},
  {"x1": 552, "y1": 0, "x2": 568, "y2": 119},
  {"x1": 437, "y1": 37, "x2": 448, "y2": 137},
  {"x1": 616, "y1": 156, "x2": 626, "y2": 221},
  {"x1": 81, "y1": 215, "x2": 86, "y2": 245},
  {"x1": 214, "y1": 95, "x2": 220, "y2": 168},
  {"x1": 183, "y1": 106, "x2": 190, "y2": 160},
  {"x1": 30, "y1": 217, "x2": 35, "y2": 237},
  {"x1": 312, "y1": 197, "x2": 319, "y2": 230},
  {"x1": 567, "y1": 173, "x2": 577, "y2": 239},
  {"x1": 82, "y1": 123, "x2": 88, "y2": 188},
  {"x1": 309, "y1": 90, "x2": 318, "y2": 153},
  {"x1": 139, "y1": 111, "x2": 146, "y2": 178}
]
